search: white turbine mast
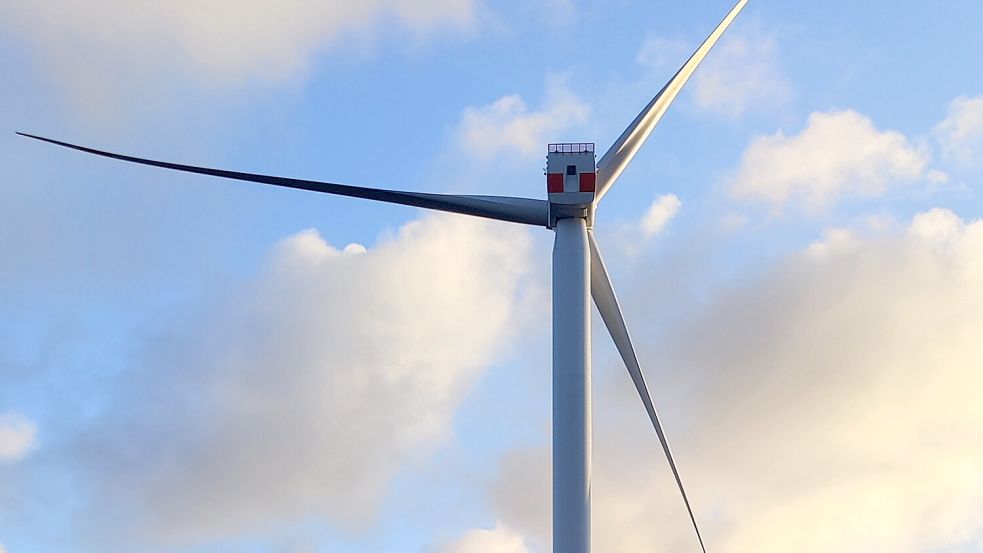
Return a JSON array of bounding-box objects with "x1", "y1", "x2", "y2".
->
[{"x1": 18, "y1": 1, "x2": 747, "y2": 551}]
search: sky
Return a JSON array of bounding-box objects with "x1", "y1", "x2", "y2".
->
[{"x1": 1, "y1": 0, "x2": 982, "y2": 552}]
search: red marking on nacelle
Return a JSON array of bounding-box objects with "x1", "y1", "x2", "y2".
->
[
  {"x1": 579, "y1": 172, "x2": 596, "y2": 192},
  {"x1": 547, "y1": 173, "x2": 564, "y2": 193}
]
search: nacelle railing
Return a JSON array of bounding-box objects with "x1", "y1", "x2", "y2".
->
[{"x1": 548, "y1": 143, "x2": 595, "y2": 154}]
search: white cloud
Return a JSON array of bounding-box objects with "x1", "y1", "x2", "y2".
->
[
  {"x1": 692, "y1": 32, "x2": 791, "y2": 118},
  {"x1": 909, "y1": 207, "x2": 966, "y2": 247},
  {"x1": 591, "y1": 193, "x2": 681, "y2": 260},
  {"x1": 684, "y1": 208, "x2": 983, "y2": 553},
  {"x1": 730, "y1": 109, "x2": 936, "y2": 212},
  {"x1": 72, "y1": 214, "x2": 534, "y2": 546},
  {"x1": 0, "y1": 0, "x2": 476, "y2": 109},
  {"x1": 640, "y1": 194, "x2": 681, "y2": 238},
  {"x1": 436, "y1": 523, "x2": 532, "y2": 553},
  {"x1": 0, "y1": 412, "x2": 37, "y2": 463},
  {"x1": 490, "y1": 207, "x2": 983, "y2": 552},
  {"x1": 933, "y1": 94, "x2": 983, "y2": 166},
  {"x1": 456, "y1": 78, "x2": 590, "y2": 160}
]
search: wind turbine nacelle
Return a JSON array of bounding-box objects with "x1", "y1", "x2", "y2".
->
[{"x1": 546, "y1": 143, "x2": 595, "y2": 226}]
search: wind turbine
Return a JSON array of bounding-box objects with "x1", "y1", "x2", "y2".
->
[{"x1": 18, "y1": 1, "x2": 747, "y2": 551}]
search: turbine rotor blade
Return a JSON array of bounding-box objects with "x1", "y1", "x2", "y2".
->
[
  {"x1": 594, "y1": 0, "x2": 748, "y2": 204},
  {"x1": 588, "y1": 231, "x2": 707, "y2": 553},
  {"x1": 16, "y1": 132, "x2": 549, "y2": 227}
]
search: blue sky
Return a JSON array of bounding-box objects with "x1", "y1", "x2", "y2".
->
[{"x1": 2, "y1": 1, "x2": 982, "y2": 552}]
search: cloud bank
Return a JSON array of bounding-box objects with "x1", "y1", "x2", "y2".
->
[
  {"x1": 1, "y1": 0, "x2": 476, "y2": 86},
  {"x1": 69, "y1": 214, "x2": 534, "y2": 547},
  {"x1": 0, "y1": 0, "x2": 478, "y2": 121},
  {"x1": 488, "y1": 207, "x2": 983, "y2": 552}
]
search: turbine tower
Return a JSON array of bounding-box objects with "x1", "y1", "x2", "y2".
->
[{"x1": 19, "y1": 2, "x2": 747, "y2": 551}]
